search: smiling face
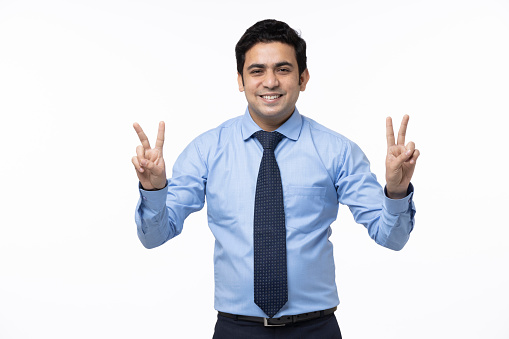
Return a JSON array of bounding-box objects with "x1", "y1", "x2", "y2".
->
[{"x1": 238, "y1": 42, "x2": 310, "y2": 131}]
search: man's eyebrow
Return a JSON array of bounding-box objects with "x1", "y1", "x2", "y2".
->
[
  {"x1": 246, "y1": 61, "x2": 295, "y2": 70},
  {"x1": 247, "y1": 63, "x2": 266, "y2": 70},
  {"x1": 275, "y1": 61, "x2": 294, "y2": 68}
]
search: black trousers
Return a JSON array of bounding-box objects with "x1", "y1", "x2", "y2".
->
[{"x1": 212, "y1": 313, "x2": 342, "y2": 339}]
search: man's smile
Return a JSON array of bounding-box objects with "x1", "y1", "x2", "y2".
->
[{"x1": 259, "y1": 93, "x2": 284, "y2": 103}]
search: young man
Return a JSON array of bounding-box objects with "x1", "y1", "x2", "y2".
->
[{"x1": 132, "y1": 19, "x2": 419, "y2": 338}]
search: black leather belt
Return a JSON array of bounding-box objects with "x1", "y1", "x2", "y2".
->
[{"x1": 218, "y1": 307, "x2": 337, "y2": 327}]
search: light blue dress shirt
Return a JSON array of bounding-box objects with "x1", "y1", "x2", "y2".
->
[{"x1": 135, "y1": 108, "x2": 415, "y2": 317}]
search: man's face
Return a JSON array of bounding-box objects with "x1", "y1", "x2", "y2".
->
[{"x1": 238, "y1": 42, "x2": 309, "y2": 131}]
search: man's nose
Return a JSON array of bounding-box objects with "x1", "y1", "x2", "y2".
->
[{"x1": 263, "y1": 71, "x2": 279, "y2": 88}]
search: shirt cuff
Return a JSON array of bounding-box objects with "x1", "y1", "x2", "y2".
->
[
  {"x1": 383, "y1": 183, "x2": 414, "y2": 214},
  {"x1": 139, "y1": 180, "x2": 168, "y2": 210}
]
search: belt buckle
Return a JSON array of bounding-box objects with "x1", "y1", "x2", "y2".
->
[{"x1": 263, "y1": 318, "x2": 286, "y2": 327}]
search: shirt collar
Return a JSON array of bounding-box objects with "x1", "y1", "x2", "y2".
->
[{"x1": 241, "y1": 107, "x2": 303, "y2": 141}]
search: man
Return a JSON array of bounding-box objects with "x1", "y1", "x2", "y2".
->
[{"x1": 132, "y1": 19, "x2": 419, "y2": 338}]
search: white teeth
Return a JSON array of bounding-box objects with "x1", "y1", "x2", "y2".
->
[{"x1": 262, "y1": 95, "x2": 281, "y2": 100}]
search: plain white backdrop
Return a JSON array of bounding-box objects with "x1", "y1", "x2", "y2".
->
[{"x1": 1, "y1": 0, "x2": 508, "y2": 338}]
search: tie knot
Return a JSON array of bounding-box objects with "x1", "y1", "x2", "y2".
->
[{"x1": 254, "y1": 131, "x2": 284, "y2": 150}]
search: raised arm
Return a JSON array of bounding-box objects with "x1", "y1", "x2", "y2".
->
[
  {"x1": 385, "y1": 115, "x2": 420, "y2": 199},
  {"x1": 132, "y1": 121, "x2": 167, "y2": 190}
]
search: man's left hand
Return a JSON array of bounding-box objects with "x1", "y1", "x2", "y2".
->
[{"x1": 385, "y1": 115, "x2": 420, "y2": 199}]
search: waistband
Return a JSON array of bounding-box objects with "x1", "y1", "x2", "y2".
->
[{"x1": 218, "y1": 307, "x2": 337, "y2": 327}]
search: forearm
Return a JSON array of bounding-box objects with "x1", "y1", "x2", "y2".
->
[
  {"x1": 135, "y1": 182, "x2": 180, "y2": 249},
  {"x1": 368, "y1": 184, "x2": 415, "y2": 251}
]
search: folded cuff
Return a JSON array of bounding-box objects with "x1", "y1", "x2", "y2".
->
[
  {"x1": 383, "y1": 183, "x2": 414, "y2": 214},
  {"x1": 139, "y1": 180, "x2": 168, "y2": 210}
]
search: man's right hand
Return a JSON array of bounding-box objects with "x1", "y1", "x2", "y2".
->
[{"x1": 132, "y1": 121, "x2": 167, "y2": 190}]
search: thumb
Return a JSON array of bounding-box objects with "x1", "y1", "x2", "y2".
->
[
  {"x1": 145, "y1": 157, "x2": 165, "y2": 176},
  {"x1": 391, "y1": 148, "x2": 413, "y2": 169},
  {"x1": 148, "y1": 148, "x2": 160, "y2": 162}
]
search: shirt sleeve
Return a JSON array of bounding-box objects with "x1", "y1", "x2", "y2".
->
[
  {"x1": 135, "y1": 140, "x2": 207, "y2": 249},
  {"x1": 335, "y1": 141, "x2": 415, "y2": 251}
]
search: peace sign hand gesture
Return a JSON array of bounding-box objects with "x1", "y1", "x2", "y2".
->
[
  {"x1": 385, "y1": 115, "x2": 420, "y2": 199},
  {"x1": 132, "y1": 121, "x2": 167, "y2": 190}
]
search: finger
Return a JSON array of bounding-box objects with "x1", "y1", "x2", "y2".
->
[
  {"x1": 386, "y1": 117, "x2": 395, "y2": 147},
  {"x1": 133, "y1": 122, "x2": 151, "y2": 150},
  {"x1": 409, "y1": 149, "x2": 420, "y2": 164},
  {"x1": 148, "y1": 147, "x2": 159, "y2": 163},
  {"x1": 155, "y1": 121, "x2": 165, "y2": 150},
  {"x1": 155, "y1": 154, "x2": 165, "y2": 167},
  {"x1": 132, "y1": 156, "x2": 144, "y2": 173},
  {"x1": 393, "y1": 143, "x2": 418, "y2": 167},
  {"x1": 144, "y1": 157, "x2": 164, "y2": 176},
  {"x1": 390, "y1": 144, "x2": 414, "y2": 168},
  {"x1": 136, "y1": 145, "x2": 147, "y2": 167},
  {"x1": 391, "y1": 150, "x2": 411, "y2": 169},
  {"x1": 397, "y1": 115, "x2": 409, "y2": 146},
  {"x1": 404, "y1": 141, "x2": 416, "y2": 156}
]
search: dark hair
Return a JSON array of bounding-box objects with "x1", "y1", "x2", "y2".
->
[{"x1": 235, "y1": 19, "x2": 307, "y2": 78}]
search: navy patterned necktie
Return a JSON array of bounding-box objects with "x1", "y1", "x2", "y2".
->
[{"x1": 253, "y1": 130, "x2": 287, "y2": 318}]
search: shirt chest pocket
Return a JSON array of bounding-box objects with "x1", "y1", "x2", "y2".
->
[{"x1": 284, "y1": 186, "x2": 327, "y2": 232}]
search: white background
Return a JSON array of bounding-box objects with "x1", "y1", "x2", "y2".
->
[{"x1": 1, "y1": 0, "x2": 508, "y2": 338}]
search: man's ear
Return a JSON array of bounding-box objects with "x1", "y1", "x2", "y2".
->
[
  {"x1": 237, "y1": 72, "x2": 245, "y2": 92},
  {"x1": 299, "y1": 69, "x2": 310, "y2": 91}
]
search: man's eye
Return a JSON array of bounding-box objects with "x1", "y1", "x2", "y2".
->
[
  {"x1": 278, "y1": 68, "x2": 290, "y2": 73},
  {"x1": 251, "y1": 70, "x2": 262, "y2": 74}
]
